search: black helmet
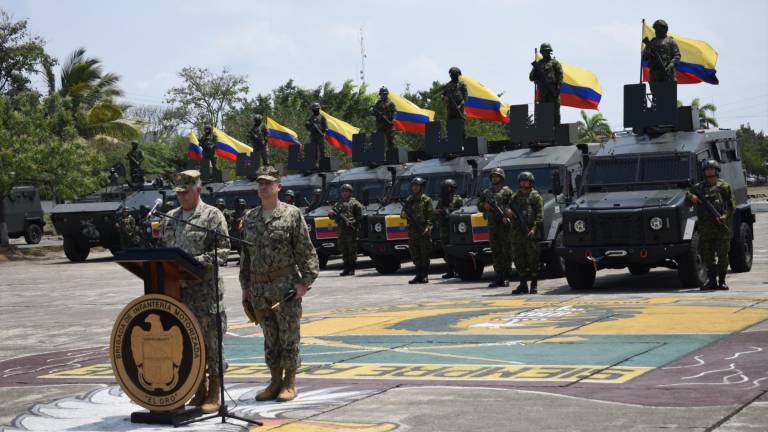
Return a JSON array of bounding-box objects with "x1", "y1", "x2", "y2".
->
[
  {"x1": 702, "y1": 159, "x2": 720, "y2": 172},
  {"x1": 340, "y1": 183, "x2": 353, "y2": 192},
  {"x1": 311, "y1": 102, "x2": 321, "y2": 110},
  {"x1": 216, "y1": 198, "x2": 225, "y2": 206},
  {"x1": 517, "y1": 171, "x2": 535, "y2": 183},
  {"x1": 313, "y1": 188, "x2": 322, "y2": 195},
  {"x1": 652, "y1": 19, "x2": 668, "y2": 31},
  {"x1": 204, "y1": 124, "x2": 212, "y2": 132},
  {"x1": 236, "y1": 198, "x2": 247, "y2": 206},
  {"x1": 253, "y1": 114, "x2": 263, "y2": 122},
  {"x1": 489, "y1": 168, "x2": 505, "y2": 180},
  {"x1": 379, "y1": 86, "x2": 389, "y2": 95},
  {"x1": 448, "y1": 66, "x2": 462, "y2": 76},
  {"x1": 411, "y1": 177, "x2": 427, "y2": 186},
  {"x1": 130, "y1": 140, "x2": 139, "y2": 147},
  {"x1": 539, "y1": 43, "x2": 553, "y2": 53},
  {"x1": 442, "y1": 179, "x2": 457, "y2": 188},
  {"x1": 284, "y1": 189, "x2": 295, "y2": 197},
  {"x1": 164, "y1": 201, "x2": 175, "y2": 208}
]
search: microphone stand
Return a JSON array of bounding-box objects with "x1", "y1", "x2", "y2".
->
[{"x1": 152, "y1": 209, "x2": 262, "y2": 428}]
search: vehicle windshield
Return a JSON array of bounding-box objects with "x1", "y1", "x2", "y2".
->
[
  {"x1": 326, "y1": 180, "x2": 387, "y2": 206},
  {"x1": 479, "y1": 167, "x2": 556, "y2": 194},
  {"x1": 584, "y1": 154, "x2": 693, "y2": 190},
  {"x1": 392, "y1": 174, "x2": 471, "y2": 201}
]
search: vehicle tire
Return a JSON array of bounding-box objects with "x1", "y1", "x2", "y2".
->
[
  {"x1": 729, "y1": 222, "x2": 753, "y2": 273},
  {"x1": 318, "y1": 253, "x2": 329, "y2": 269},
  {"x1": 546, "y1": 231, "x2": 566, "y2": 278},
  {"x1": 628, "y1": 265, "x2": 650, "y2": 275},
  {"x1": 63, "y1": 236, "x2": 90, "y2": 262},
  {"x1": 24, "y1": 223, "x2": 43, "y2": 245},
  {"x1": 455, "y1": 258, "x2": 484, "y2": 281},
  {"x1": 373, "y1": 255, "x2": 401, "y2": 274},
  {"x1": 564, "y1": 261, "x2": 596, "y2": 290},
  {"x1": 677, "y1": 231, "x2": 707, "y2": 288}
]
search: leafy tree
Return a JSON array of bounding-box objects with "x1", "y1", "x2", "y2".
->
[
  {"x1": 164, "y1": 67, "x2": 249, "y2": 129},
  {"x1": 0, "y1": 10, "x2": 54, "y2": 96},
  {"x1": 678, "y1": 98, "x2": 718, "y2": 129},
  {"x1": 576, "y1": 110, "x2": 611, "y2": 143},
  {"x1": 738, "y1": 125, "x2": 768, "y2": 177}
]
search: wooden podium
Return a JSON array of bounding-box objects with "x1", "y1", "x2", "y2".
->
[{"x1": 111, "y1": 248, "x2": 208, "y2": 425}]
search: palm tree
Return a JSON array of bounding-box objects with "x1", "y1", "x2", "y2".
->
[
  {"x1": 576, "y1": 110, "x2": 611, "y2": 143},
  {"x1": 691, "y1": 98, "x2": 718, "y2": 129}
]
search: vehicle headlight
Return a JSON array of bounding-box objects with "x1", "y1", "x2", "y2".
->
[
  {"x1": 573, "y1": 219, "x2": 587, "y2": 233},
  {"x1": 374, "y1": 222, "x2": 383, "y2": 233},
  {"x1": 458, "y1": 222, "x2": 467, "y2": 233},
  {"x1": 649, "y1": 216, "x2": 664, "y2": 231}
]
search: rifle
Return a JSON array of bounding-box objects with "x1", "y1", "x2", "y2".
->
[
  {"x1": 482, "y1": 190, "x2": 506, "y2": 224},
  {"x1": 401, "y1": 198, "x2": 424, "y2": 233},
  {"x1": 689, "y1": 181, "x2": 726, "y2": 226},
  {"x1": 306, "y1": 117, "x2": 326, "y2": 138},
  {"x1": 443, "y1": 84, "x2": 466, "y2": 119},
  {"x1": 531, "y1": 59, "x2": 559, "y2": 99},
  {"x1": 370, "y1": 104, "x2": 393, "y2": 127},
  {"x1": 642, "y1": 38, "x2": 674, "y2": 77},
  {"x1": 508, "y1": 202, "x2": 529, "y2": 235},
  {"x1": 330, "y1": 202, "x2": 355, "y2": 228}
]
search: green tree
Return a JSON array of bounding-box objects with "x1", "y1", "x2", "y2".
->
[
  {"x1": 0, "y1": 10, "x2": 54, "y2": 96},
  {"x1": 164, "y1": 66, "x2": 249, "y2": 129},
  {"x1": 678, "y1": 98, "x2": 718, "y2": 129},
  {"x1": 738, "y1": 124, "x2": 768, "y2": 177},
  {"x1": 576, "y1": 110, "x2": 612, "y2": 143}
]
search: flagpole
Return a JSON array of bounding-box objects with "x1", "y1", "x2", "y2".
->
[
  {"x1": 533, "y1": 47, "x2": 538, "y2": 105},
  {"x1": 640, "y1": 19, "x2": 645, "y2": 84}
]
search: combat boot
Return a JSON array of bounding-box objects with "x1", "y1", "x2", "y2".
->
[
  {"x1": 441, "y1": 270, "x2": 456, "y2": 279},
  {"x1": 488, "y1": 271, "x2": 508, "y2": 288},
  {"x1": 512, "y1": 278, "x2": 529, "y2": 295},
  {"x1": 702, "y1": 271, "x2": 717, "y2": 290},
  {"x1": 188, "y1": 374, "x2": 207, "y2": 406},
  {"x1": 255, "y1": 367, "x2": 283, "y2": 401},
  {"x1": 276, "y1": 369, "x2": 297, "y2": 402},
  {"x1": 529, "y1": 279, "x2": 538, "y2": 294},
  {"x1": 200, "y1": 375, "x2": 221, "y2": 414},
  {"x1": 348, "y1": 266, "x2": 355, "y2": 276},
  {"x1": 419, "y1": 266, "x2": 429, "y2": 283},
  {"x1": 339, "y1": 266, "x2": 350, "y2": 276},
  {"x1": 409, "y1": 267, "x2": 421, "y2": 284},
  {"x1": 717, "y1": 272, "x2": 729, "y2": 290}
]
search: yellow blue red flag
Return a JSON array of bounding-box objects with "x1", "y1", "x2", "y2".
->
[
  {"x1": 213, "y1": 128, "x2": 252, "y2": 161},
  {"x1": 388, "y1": 91, "x2": 435, "y2": 134},
  {"x1": 187, "y1": 132, "x2": 203, "y2": 160},
  {"x1": 461, "y1": 75, "x2": 510, "y2": 123},
  {"x1": 642, "y1": 22, "x2": 719, "y2": 84},
  {"x1": 320, "y1": 110, "x2": 359, "y2": 156},
  {"x1": 266, "y1": 117, "x2": 302, "y2": 149},
  {"x1": 535, "y1": 54, "x2": 603, "y2": 110}
]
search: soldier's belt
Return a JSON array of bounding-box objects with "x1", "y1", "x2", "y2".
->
[{"x1": 251, "y1": 266, "x2": 292, "y2": 283}]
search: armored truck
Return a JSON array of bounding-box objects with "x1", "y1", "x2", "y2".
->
[{"x1": 3, "y1": 186, "x2": 45, "y2": 244}]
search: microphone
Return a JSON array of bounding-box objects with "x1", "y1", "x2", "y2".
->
[{"x1": 148, "y1": 198, "x2": 163, "y2": 216}]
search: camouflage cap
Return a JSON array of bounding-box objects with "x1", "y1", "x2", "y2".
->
[
  {"x1": 173, "y1": 170, "x2": 201, "y2": 192},
  {"x1": 256, "y1": 165, "x2": 281, "y2": 182}
]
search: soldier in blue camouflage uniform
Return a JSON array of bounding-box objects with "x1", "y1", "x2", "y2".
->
[
  {"x1": 642, "y1": 19, "x2": 681, "y2": 83},
  {"x1": 401, "y1": 177, "x2": 434, "y2": 284},
  {"x1": 240, "y1": 166, "x2": 319, "y2": 402},
  {"x1": 370, "y1": 86, "x2": 397, "y2": 152},
  {"x1": 442, "y1": 67, "x2": 468, "y2": 121},
  {"x1": 686, "y1": 160, "x2": 735, "y2": 290},
  {"x1": 436, "y1": 179, "x2": 464, "y2": 279},
  {"x1": 530, "y1": 43, "x2": 564, "y2": 125},
  {"x1": 478, "y1": 168, "x2": 514, "y2": 288},
  {"x1": 509, "y1": 172, "x2": 545, "y2": 295},
  {"x1": 160, "y1": 169, "x2": 230, "y2": 413},
  {"x1": 328, "y1": 183, "x2": 364, "y2": 276}
]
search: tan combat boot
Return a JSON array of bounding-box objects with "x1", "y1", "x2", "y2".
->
[
  {"x1": 276, "y1": 369, "x2": 297, "y2": 402},
  {"x1": 200, "y1": 375, "x2": 221, "y2": 414},
  {"x1": 255, "y1": 368, "x2": 283, "y2": 401},
  {"x1": 188, "y1": 374, "x2": 208, "y2": 406}
]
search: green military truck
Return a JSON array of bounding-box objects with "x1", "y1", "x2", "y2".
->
[{"x1": 2, "y1": 186, "x2": 46, "y2": 244}]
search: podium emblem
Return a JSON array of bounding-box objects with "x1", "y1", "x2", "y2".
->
[{"x1": 110, "y1": 294, "x2": 205, "y2": 412}]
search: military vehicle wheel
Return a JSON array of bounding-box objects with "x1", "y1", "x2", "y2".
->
[
  {"x1": 373, "y1": 256, "x2": 401, "y2": 274},
  {"x1": 24, "y1": 223, "x2": 43, "y2": 245},
  {"x1": 455, "y1": 258, "x2": 484, "y2": 281},
  {"x1": 318, "y1": 253, "x2": 329, "y2": 269},
  {"x1": 546, "y1": 232, "x2": 566, "y2": 278},
  {"x1": 63, "y1": 236, "x2": 90, "y2": 262},
  {"x1": 564, "y1": 261, "x2": 595, "y2": 290},
  {"x1": 628, "y1": 265, "x2": 650, "y2": 275},
  {"x1": 678, "y1": 231, "x2": 706, "y2": 288},
  {"x1": 730, "y1": 222, "x2": 753, "y2": 273}
]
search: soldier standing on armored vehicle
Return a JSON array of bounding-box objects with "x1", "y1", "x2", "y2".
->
[
  {"x1": 442, "y1": 67, "x2": 468, "y2": 122},
  {"x1": 509, "y1": 172, "x2": 544, "y2": 295},
  {"x1": 401, "y1": 177, "x2": 434, "y2": 284},
  {"x1": 436, "y1": 179, "x2": 464, "y2": 279},
  {"x1": 200, "y1": 125, "x2": 218, "y2": 171},
  {"x1": 328, "y1": 184, "x2": 364, "y2": 276},
  {"x1": 642, "y1": 19, "x2": 681, "y2": 84},
  {"x1": 249, "y1": 114, "x2": 269, "y2": 168},
  {"x1": 370, "y1": 86, "x2": 397, "y2": 152},
  {"x1": 127, "y1": 141, "x2": 144, "y2": 186},
  {"x1": 305, "y1": 102, "x2": 328, "y2": 166},
  {"x1": 529, "y1": 43, "x2": 564, "y2": 125},
  {"x1": 687, "y1": 160, "x2": 735, "y2": 290},
  {"x1": 478, "y1": 168, "x2": 514, "y2": 288}
]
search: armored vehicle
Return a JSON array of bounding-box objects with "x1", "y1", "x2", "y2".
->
[
  {"x1": 556, "y1": 83, "x2": 754, "y2": 289},
  {"x1": 3, "y1": 186, "x2": 45, "y2": 244}
]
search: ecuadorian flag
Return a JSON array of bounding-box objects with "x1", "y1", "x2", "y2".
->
[
  {"x1": 266, "y1": 117, "x2": 302, "y2": 149},
  {"x1": 461, "y1": 75, "x2": 510, "y2": 123},
  {"x1": 320, "y1": 110, "x2": 358, "y2": 156},
  {"x1": 535, "y1": 54, "x2": 602, "y2": 110},
  {"x1": 642, "y1": 22, "x2": 719, "y2": 85},
  {"x1": 389, "y1": 91, "x2": 435, "y2": 134},
  {"x1": 213, "y1": 128, "x2": 252, "y2": 161},
  {"x1": 187, "y1": 132, "x2": 203, "y2": 160}
]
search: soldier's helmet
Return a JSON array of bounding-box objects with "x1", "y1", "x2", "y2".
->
[
  {"x1": 652, "y1": 19, "x2": 668, "y2": 31},
  {"x1": 411, "y1": 177, "x2": 427, "y2": 186},
  {"x1": 518, "y1": 171, "x2": 535, "y2": 184},
  {"x1": 216, "y1": 198, "x2": 226, "y2": 206},
  {"x1": 131, "y1": 140, "x2": 139, "y2": 147},
  {"x1": 448, "y1": 66, "x2": 462, "y2": 76},
  {"x1": 489, "y1": 167, "x2": 505, "y2": 180},
  {"x1": 340, "y1": 183, "x2": 353, "y2": 192},
  {"x1": 236, "y1": 198, "x2": 247, "y2": 207},
  {"x1": 164, "y1": 200, "x2": 175, "y2": 209},
  {"x1": 122, "y1": 207, "x2": 129, "y2": 213},
  {"x1": 311, "y1": 102, "x2": 321, "y2": 110},
  {"x1": 442, "y1": 179, "x2": 457, "y2": 188},
  {"x1": 379, "y1": 86, "x2": 389, "y2": 95},
  {"x1": 204, "y1": 124, "x2": 212, "y2": 132},
  {"x1": 539, "y1": 43, "x2": 553, "y2": 53},
  {"x1": 702, "y1": 159, "x2": 721, "y2": 172},
  {"x1": 313, "y1": 188, "x2": 322, "y2": 195},
  {"x1": 253, "y1": 114, "x2": 263, "y2": 122},
  {"x1": 285, "y1": 189, "x2": 295, "y2": 197}
]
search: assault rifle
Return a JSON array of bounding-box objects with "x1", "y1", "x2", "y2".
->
[
  {"x1": 330, "y1": 203, "x2": 354, "y2": 228},
  {"x1": 688, "y1": 181, "x2": 726, "y2": 226},
  {"x1": 370, "y1": 104, "x2": 393, "y2": 127},
  {"x1": 482, "y1": 190, "x2": 507, "y2": 224},
  {"x1": 401, "y1": 198, "x2": 424, "y2": 233},
  {"x1": 509, "y1": 202, "x2": 530, "y2": 235}
]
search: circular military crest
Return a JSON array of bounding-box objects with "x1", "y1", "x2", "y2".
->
[{"x1": 110, "y1": 294, "x2": 205, "y2": 412}]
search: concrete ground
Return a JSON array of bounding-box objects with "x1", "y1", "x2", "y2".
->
[{"x1": 1, "y1": 215, "x2": 767, "y2": 431}]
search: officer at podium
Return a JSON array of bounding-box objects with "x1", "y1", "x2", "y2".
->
[{"x1": 160, "y1": 169, "x2": 230, "y2": 414}]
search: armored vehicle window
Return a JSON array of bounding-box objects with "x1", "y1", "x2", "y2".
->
[
  {"x1": 392, "y1": 177, "x2": 413, "y2": 200},
  {"x1": 326, "y1": 181, "x2": 386, "y2": 206},
  {"x1": 586, "y1": 154, "x2": 694, "y2": 190},
  {"x1": 586, "y1": 158, "x2": 638, "y2": 185},
  {"x1": 479, "y1": 167, "x2": 556, "y2": 194},
  {"x1": 639, "y1": 155, "x2": 690, "y2": 182}
]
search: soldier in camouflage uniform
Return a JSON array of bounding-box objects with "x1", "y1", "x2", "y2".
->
[
  {"x1": 305, "y1": 102, "x2": 328, "y2": 166},
  {"x1": 306, "y1": 188, "x2": 323, "y2": 214},
  {"x1": 249, "y1": 114, "x2": 269, "y2": 168},
  {"x1": 370, "y1": 86, "x2": 397, "y2": 152},
  {"x1": 442, "y1": 67, "x2": 468, "y2": 121},
  {"x1": 328, "y1": 183, "x2": 364, "y2": 276},
  {"x1": 478, "y1": 168, "x2": 514, "y2": 288},
  {"x1": 215, "y1": 198, "x2": 233, "y2": 230},
  {"x1": 160, "y1": 170, "x2": 230, "y2": 413},
  {"x1": 401, "y1": 177, "x2": 434, "y2": 284},
  {"x1": 642, "y1": 19, "x2": 681, "y2": 84},
  {"x1": 116, "y1": 207, "x2": 140, "y2": 249},
  {"x1": 686, "y1": 160, "x2": 735, "y2": 290},
  {"x1": 240, "y1": 166, "x2": 319, "y2": 402},
  {"x1": 199, "y1": 125, "x2": 217, "y2": 171},
  {"x1": 436, "y1": 179, "x2": 464, "y2": 279},
  {"x1": 509, "y1": 172, "x2": 545, "y2": 295},
  {"x1": 283, "y1": 189, "x2": 296, "y2": 206},
  {"x1": 126, "y1": 141, "x2": 144, "y2": 186},
  {"x1": 529, "y1": 43, "x2": 564, "y2": 125}
]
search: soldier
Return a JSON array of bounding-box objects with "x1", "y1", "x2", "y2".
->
[
  {"x1": 328, "y1": 183, "x2": 364, "y2": 276},
  {"x1": 435, "y1": 179, "x2": 464, "y2": 279},
  {"x1": 477, "y1": 168, "x2": 514, "y2": 288},
  {"x1": 509, "y1": 172, "x2": 544, "y2": 295},
  {"x1": 215, "y1": 198, "x2": 233, "y2": 230},
  {"x1": 442, "y1": 67, "x2": 468, "y2": 121},
  {"x1": 163, "y1": 200, "x2": 175, "y2": 213},
  {"x1": 249, "y1": 114, "x2": 269, "y2": 168},
  {"x1": 240, "y1": 166, "x2": 319, "y2": 402},
  {"x1": 306, "y1": 188, "x2": 323, "y2": 214},
  {"x1": 160, "y1": 170, "x2": 229, "y2": 413},
  {"x1": 116, "y1": 207, "x2": 139, "y2": 249},
  {"x1": 687, "y1": 160, "x2": 735, "y2": 290},
  {"x1": 642, "y1": 19, "x2": 681, "y2": 84},
  {"x1": 370, "y1": 86, "x2": 397, "y2": 152},
  {"x1": 283, "y1": 189, "x2": 296, "y2": 206},
  {"x1": 305, "y1": 102, "x2": 328, "y2": 166},
  {"x1": 529, "y1": 43, "x2": 564, "y2": 125},
  {"x1": 401, "y1": 177, "x2": 434, "y2": 284},
  {"x1": 231, "y1": 198, "x2": 249, "y2": 252},
  {"x1": 200, "y1": 125, "x2": 218, "y2": 170},
  {"x1": 127, "y1": 141, "x2": 144, "y2": 186}
]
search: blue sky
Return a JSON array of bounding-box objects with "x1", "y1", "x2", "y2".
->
[{"x1": 7, "y1": 0, "x2": 768, "y2": 132}]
